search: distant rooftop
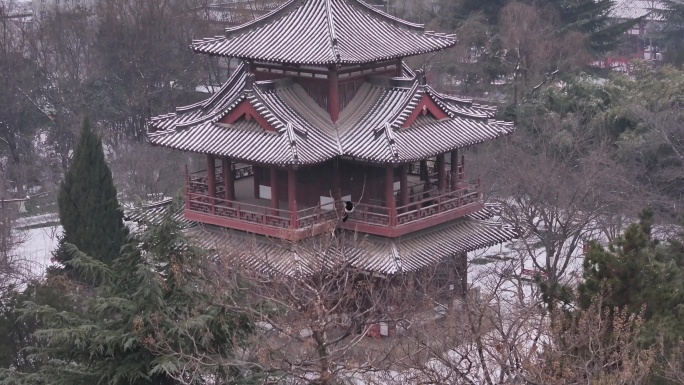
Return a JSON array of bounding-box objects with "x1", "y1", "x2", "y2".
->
[{"x1": 609, "y1": 0, "x2": 669, "y2": 21}]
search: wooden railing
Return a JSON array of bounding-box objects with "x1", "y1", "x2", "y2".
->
[
  {"x1": 297, "y1": 203, "x2": 338, "y2": 228},
  {"x1": 352, "y1": 203, "x2": 392, "y2": 226},
  {"x1": 188, "y1": 164, "x2": 254, "y2": 196},
  {"x1": 187, "y1": 192, "x2": 292, "y2": 229},
  {"x1": 395, "y1": 183, "x2": 480, "y2": 226},
  {"x1": 184, "y1": 167, "x2": 482, "y2": 238}
]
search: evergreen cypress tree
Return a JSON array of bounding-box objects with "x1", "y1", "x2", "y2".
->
[
  {"x1": 655, "y1": 0, "x2": 684, "y2": 65},
  {"x1": 576, "y1": 211, "x2": 684, "y2": 382},
  {"x1": 55, "y1": 119, "x2": 128, "y2": 274}
]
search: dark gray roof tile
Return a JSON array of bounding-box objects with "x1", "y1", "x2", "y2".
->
[
  {"x1": 191, "y1": 0, "x2": 456, "y2": 65},
  {"x1": 148, "y1": 64, "x2": 515, "y2": 165}
]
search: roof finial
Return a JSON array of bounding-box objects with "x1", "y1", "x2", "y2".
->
[{"x1": 415, "y1": 69, "x2": 426, "y2": 86}]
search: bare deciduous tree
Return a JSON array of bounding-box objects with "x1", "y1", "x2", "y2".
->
[
  {"x1": 480, "y1": 110, "x2": 641, "y2": 301},
  {"x1": 499, "y1": 2, "x2": 590, "y2": 103},
  {"x1": 0, "y1": 175, "x2": 31, "y2": 299}
]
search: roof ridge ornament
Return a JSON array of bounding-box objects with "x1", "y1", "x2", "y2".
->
[
  {"x1": 286, "y1": 122, "x2": 299, "y2": 161},
  {"x1": 415, "y1": 69, "x2": 427, "y2": 86},
  {"x1": 373, "y1": 122, "x2": 399, "y2": 159},
  {"x1": 324, "y1": 0, "x2": 340, "y2": 62},
  {"x1": 245, "y1": 72, "x2": 255, "y2": 91}
]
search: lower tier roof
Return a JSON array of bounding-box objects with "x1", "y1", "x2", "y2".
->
[
  {"x1": 126, "y1": 200, "x2": 517, "y2": 276},
  {"x1": 188, "y1": 210, "x2": 517, "y2": 276}
]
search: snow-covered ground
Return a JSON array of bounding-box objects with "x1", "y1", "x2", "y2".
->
[{"x1": 17, "y1": 224, "x2": 61, "y2": 278}]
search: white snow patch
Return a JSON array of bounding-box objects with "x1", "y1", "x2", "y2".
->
[{"x1": 19, "y1": 225, "x2": 61, "y2": 277}]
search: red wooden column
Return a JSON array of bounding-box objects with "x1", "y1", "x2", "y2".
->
[
  {"x1": 450, "y1": 149, "x2": 459, "y2": 191},
  {"x1": 270, "y1": 167, "x2": 279, "y2": 214},
  {"x1": 386, "y1": 165, "x2": 396, "y2": 226},
  {"x1": 288, "y1": 168, "x2": 298, "y2": 229},
  {"x1": 400, "y1": 164, "x2": 409, "y2": 210},
  {"x1": 328, "y1": 67, "x2": 339, "y2": 122},
  {"x1": 436, "y1": 154, "x2": 446, "y2": 191},
  {"x1": 222, "y1": 157, "x2": 234, "y2": 201}
]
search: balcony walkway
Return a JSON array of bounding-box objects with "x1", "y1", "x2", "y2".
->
[{"x1": 185, "y1": 164, "x2": 483, "y2": 239}]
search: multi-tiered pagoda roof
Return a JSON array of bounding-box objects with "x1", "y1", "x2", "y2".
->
[{"x1": 146, "y1": 0, "x2": 518, "y2": 277}]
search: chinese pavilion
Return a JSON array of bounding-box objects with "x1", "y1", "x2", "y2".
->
[{"x1": 148, "y1": 0, "x2": 517, "y2": 281}]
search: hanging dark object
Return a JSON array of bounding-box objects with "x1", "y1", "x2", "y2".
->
[{"x1": 342, "y1": 201, "x2": 354, "y2": 222}]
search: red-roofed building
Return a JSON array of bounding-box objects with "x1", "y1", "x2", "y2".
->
[{"x1": 148, "y1": 0, "x2": 517, "y2": 282}]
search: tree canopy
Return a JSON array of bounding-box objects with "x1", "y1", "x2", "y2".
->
[
  {"x1": 56, "y1": 119, "x2": 128, "y2": 277},
  {"x1": 1, "y1": 201, "x2": 254, "y2": 385}
]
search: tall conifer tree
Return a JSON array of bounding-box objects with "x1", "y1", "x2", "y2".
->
[
  {"x1": 655, "y1": 0, "x2": 684, "y2": 65},
  {"x1": 55, "y1": 119, "x2": 128, "y2": 271},
  {"x1": 552, "y1": 0, "x2": 640, "y2": 54},
  {"x1": 1, "y1": 202, "x2": 254, "y2": 384}
]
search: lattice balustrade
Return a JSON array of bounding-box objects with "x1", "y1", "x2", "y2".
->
[
  {"x1": 215, "y1": 205, "x2": 238, "y2": 218},
  {"x1": 361, "y1": 211, "x2": 390, "y2": 226},
  {"x1": 189, "y1": 177, "x2": 208, "y2": 194},
  {"x1": 239, "y1": 211, "x2": 262, "y2": 224},
  {"x1": 298, "y1": 209, "x2": 338, "y2": 228},
  {"x1": 396, "y1": 184, "x2": 480, "y2": 225},
  {"x1": 186, "y1": 164, "x2": 482, "y2": 237},
  {"x1": 189, "y1": 199, "x2": 210, "y2": 213},
  {"x1": 265, "y1": 216, "x2": 291, "y2": 228}
]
